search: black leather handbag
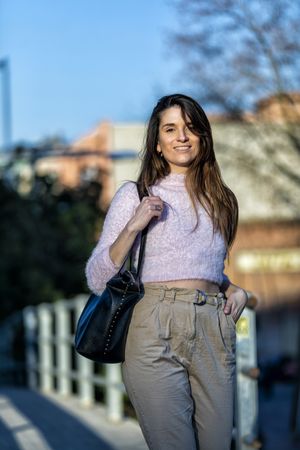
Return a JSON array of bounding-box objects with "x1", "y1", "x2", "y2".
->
[{"x1": 74, "y1": 187, "x2": 148, "y2": 364}]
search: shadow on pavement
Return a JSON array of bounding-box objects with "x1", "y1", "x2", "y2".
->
[{"x1": 0, "y1": 387, "x2": 114, "y2": 450}]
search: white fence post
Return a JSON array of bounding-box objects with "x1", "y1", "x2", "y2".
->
[
  {"x1": 23, "y1": 306, "x2": 38, "y2": 389},
  {"x1": 55, "y1": 301, "x2": 71, "y2": 396},
  {"x1": 235, "y1": 298, "x2": 260, "y2": 450},
  {"x1": 77, "y1": 356, "x2": 94, "y2": 406},
  {"x1": 75, "y1": 297, "x2": 94, "y2": 406},
  {"x1": 106, "y1": 364, "x2": 123, "y2": 422},
  {"x1": 37, "y1": 304, "x2": 53, "y2": 392}
]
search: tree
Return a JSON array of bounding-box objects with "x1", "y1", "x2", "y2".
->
[
  {"x1": 0, "y1": 165, "x2": 104, "y2": 321},
  {"x1": 168, "y1": 0, "x2": 300, "y2": 211},
  {"x1": 170, "y1": 0, "x2": 300, "y2": 114}
]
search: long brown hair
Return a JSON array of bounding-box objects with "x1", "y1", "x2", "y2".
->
[{"x1": 136, "y1": 93, "x2": 238, "y2": 249}]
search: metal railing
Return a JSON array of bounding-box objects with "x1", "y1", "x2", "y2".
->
[
  {"x1": 22, "y1": 293, "x2": 260, "y2": 449},
  {"x1": 23, "y1": 295, "x2": 124, "y2": 422}
]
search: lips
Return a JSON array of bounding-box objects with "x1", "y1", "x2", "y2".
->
[{"x1": 174, "y1": 145, "x2": 192, "y2": 151}]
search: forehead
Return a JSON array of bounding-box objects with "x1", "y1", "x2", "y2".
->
[{"x1": 159, "y1": 106, "x2": 190, "y2": 126}]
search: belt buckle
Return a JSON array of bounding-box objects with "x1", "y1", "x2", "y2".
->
[{"x1": 194, "y1": 289, "x2": 207, "y2": 306}]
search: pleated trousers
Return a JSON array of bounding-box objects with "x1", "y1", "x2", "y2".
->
[{"x1": 122, "y1": 284, "x2": 236, "y2": 450}]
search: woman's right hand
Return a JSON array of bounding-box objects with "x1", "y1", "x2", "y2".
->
[{"x1": 127, "y1": 196, "x2": 164, "y2": 232}]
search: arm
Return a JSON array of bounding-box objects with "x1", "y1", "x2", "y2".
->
[
  {"x1": 85, "y1": 182, "x2": 138, "y2": 293},
  {"x1": 85, "y1": 182, "x2": 164, "y2": 294}
]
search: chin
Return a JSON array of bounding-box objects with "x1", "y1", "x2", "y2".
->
[{"x1": 176, "y1": 158, "x2": 194, "y2": 166}]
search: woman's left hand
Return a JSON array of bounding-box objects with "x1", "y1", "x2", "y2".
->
[{"x1": 223, "y1": 287, "x2": 248, "y2": 323}]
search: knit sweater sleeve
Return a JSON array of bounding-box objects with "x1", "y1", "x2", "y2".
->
[{"x1": 85, "y1": 182, "x2": 139, "y2": 294}]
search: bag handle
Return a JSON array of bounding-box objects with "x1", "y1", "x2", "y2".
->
[
  {"x1": 128, "y1": 184, "x2": 149, "y2": 277},
  {"x1": 135, "y1": 220, "x2": 148, "y2": 278}
]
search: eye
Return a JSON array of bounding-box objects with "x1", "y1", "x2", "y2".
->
[{"x1": 166, "y1": 128, "x2": 175, "y2": 132}]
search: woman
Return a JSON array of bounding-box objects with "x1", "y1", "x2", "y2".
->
[{"x1": 86, "y1": 94, "x2": 248, "y2": 450}]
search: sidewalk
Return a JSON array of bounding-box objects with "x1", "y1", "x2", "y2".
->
[
  {"x1": 2, "y1": 384, "x2": 299, "y2": 450},
  {"x1": 0, "y1": 387, "x2": 148, "y2": 450}
]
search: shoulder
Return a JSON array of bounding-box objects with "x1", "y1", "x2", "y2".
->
[
  {"x1": 110, "y1": 181, "x2": 139, "y2": 207},
  {"x1": 114, "y1": 181, "x2": 138, "y2": 198},
  {"x1": 104, "y1": 181, "x2": 139, "y2": 222}
]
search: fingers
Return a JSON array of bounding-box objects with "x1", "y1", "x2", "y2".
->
[
  {"x1": 224, "y1": 300, "x2": 240, "y2": 318},
  {"x1": 141, "y1": 196, "x2": 164, "y2": 216},
  {"x1": 223, "y1": 301, "x2": 232, "y2": 315},
  {"x1": 150, "y1": 204, "x2": 163, "y2": 212},
  {"x1": 131, "y1": 196, "x2": 164, "y2": 231},
  {"x1": 224, "y1": 290, "x2": 247, "y2": 323},
  {"x1": 224, "y1": 301, "x2": 238, "y2": 323},
  {"x1": 142, "y1": 195, "x2": 163, "y2": 204}
]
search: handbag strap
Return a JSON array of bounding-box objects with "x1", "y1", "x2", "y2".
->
[
  {"x1": 135, "y1": 221, "x2": 148, "y2": 278},
  {"x1": 128, "y1": 183, "x2": 149, "y2": 277}
]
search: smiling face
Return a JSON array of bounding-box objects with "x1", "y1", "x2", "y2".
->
[{"x1": 157, "y1": 106, "x2": 200, "y2": 174}]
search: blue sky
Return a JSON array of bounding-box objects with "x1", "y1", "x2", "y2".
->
[{"x1": 0, "y1": 0, "x2": 189, "y2": 146}]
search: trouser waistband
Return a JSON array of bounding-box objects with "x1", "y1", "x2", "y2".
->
[{"x1": 143, "y1": 284, "x2": 225, "y2": 306}]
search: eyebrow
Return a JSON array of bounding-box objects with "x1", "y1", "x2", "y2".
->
[
  {"x1": 161, "y1": 122, "x2": 192, "y2": 128},
  {"x1": 162, "y1": 123, "x2": 175, "y2": 128}
]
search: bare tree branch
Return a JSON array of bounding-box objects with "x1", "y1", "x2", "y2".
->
[{"x1": 167, "y1": 0, "x2": 300, "y2": 202}]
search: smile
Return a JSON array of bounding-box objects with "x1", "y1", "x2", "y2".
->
[{"x1": 174, "y1": 146, "x2": 192, "y2": 151}]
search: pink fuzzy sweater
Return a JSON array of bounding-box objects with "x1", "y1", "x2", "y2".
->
[{"x1": 85, "y1": 173, "x2": 229, "y2": 294}]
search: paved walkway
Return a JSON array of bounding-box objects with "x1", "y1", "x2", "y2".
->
[
  {"x1": 0, "y1": 387, "x2": 148, "y2": 450},
  {"x1": 1, "y1": 383, "x2": 299, "y2": 450}
]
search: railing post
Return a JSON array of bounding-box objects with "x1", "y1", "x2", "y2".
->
[
  {"x1": 235, "y1": 296, "x2": 260, "y2": 450},
  {"x1": 105, "y1": 364, "x2": 123, "y2": 422},
  {"x1": 55, "y1": 301, "x2": 71, "y2": 396},
  {"x1": 37, "y1": 304, "x2": 53, "y2": 392},
  {"x1": 23, "y1": 295, "x2": 127, "y2": 422},
  {"x1": 23, "y1": 306, "x2": 38, "y2": 389},
  {"x1": 77, "y1": 356, "x2": 94, "y2": 406},
  {"x1": 75, "y1": 297, "x2": 94, "y2": 406}
]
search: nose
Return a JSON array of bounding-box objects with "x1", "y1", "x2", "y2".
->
[{"x1": 177, "y1": 128, "x2": 188, "y2": 142}]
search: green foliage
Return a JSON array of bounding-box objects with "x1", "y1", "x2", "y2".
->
[{"x1": 0, "y1": 174, "x2": 104, "y2": 320}]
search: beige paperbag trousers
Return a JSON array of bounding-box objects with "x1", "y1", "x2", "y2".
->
[{"x1": 122, "y1": 284, "x2": 236, "y2": 450}]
